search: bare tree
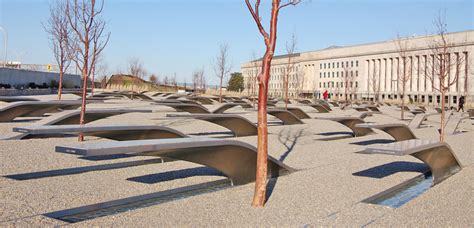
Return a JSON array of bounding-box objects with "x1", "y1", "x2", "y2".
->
[
  {"x1": 247, "y1": 52, "x2": 260, "y2": 108},
  {"x1": 283, "y1": 33, "x2": 297, "y2": 109},
  {"x1": 44, "y1": 0, "x2": 74, "y2": 100},
  {"x1": 395, "y1": 34, "x2": 412, "y2": 120},
  {"x1": 213, "y1": 43, "x2": 232, "y2": 102},
  {"x1": 340, "y1": 65, "x2": 358, "y2": 104},
  {"x1": 245, "y1": 0, "x2": 300, "y2": 207},
  {"x1": 163, "y1": 75, "x2": 169, "y2": 86},
  {"x1": 67, "y1": 0, "x2": 110, "y2": 141},
  {"x1": 192, "y1": 68, "x2": 205, "y2": 93},
  {"x1": 149, "y1": 74, "x2": 159, "y2": 85},
  {"x1": 128, "y1": 57, "x2": 147, "y2": 78},
  {"x1": 425, "y1": 12, "x2": 466, "y2": 142},
  {"x1": 295, "y1": 65, "x2": 305, "y2": 98},
  {"x1": 128, "y1": 57, "x2": 147, "y2": 93},
  {"x1": 370, "y1": 60, "x2": 380, "y2": 103}
]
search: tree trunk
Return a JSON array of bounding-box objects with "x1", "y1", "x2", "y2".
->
[
  {"x1": 401, "y1": 86, "x2": 405, "y2": 120},
  {"x1": 284, "y1": 75, "x2": 289, "y2": 110},
  {"x1": 439, "y1": 89, "x2": 446, "y2": 142},
  {"x1": 219, "y1": 76, "x2": 223, "y2": 103},
  {"x1": 58, "y1": 65, "x2": 64, "y2": 100}
]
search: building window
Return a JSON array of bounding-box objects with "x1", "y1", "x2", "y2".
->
[
  {"x1": 351, "y1": 61, "x2": 353, "y2": 67},
  {"x1": 332, "y1": 63, "x2": 335, "y2": 68},
  {"x1": 337, "y1": 72, "x2": 339, "y2": 77},
  {"x1": 356, "y1": 60, "x2": 359, "y2": 67},
  {"x1": 320, "y1": 72, "x2": 322, "y2": 78},
  {"x1": 355, "y1": 82, "x2": 358, "y2": 88},
  {"x1": 319, "y1": 82, "x2": 321, "y2": 88},
  {"x1": 337, "y1": 62, "x2": 339, "y2": 68},
  {"x1": 356, "y1": 71, "x2": 358, "y2": 76},
  {"x1": 324, "y1": 63, "x2": 326, "y2": 69},
  {"x1": 320, "y1": 63, "x2": 322, "y2": 69},
  {"x1": 346, "y1": 61, "x2": 349, "y2": 67},
  {"x1": 332, "y1": 72, "x2": 334, "y2": 77}
]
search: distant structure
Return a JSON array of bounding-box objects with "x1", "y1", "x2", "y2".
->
[
  {"x1": 0, "y1": 67, "x2": 81, "y2": 88},
  {"x1": 241, "y1": 30, "x2": 473, "y2": 106}
]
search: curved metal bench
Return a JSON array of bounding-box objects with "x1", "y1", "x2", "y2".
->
[
  {"x1": 35, "y1": 109, "x2": 153, "y2": 126},
  {"x1": 189, "y1": 97, "x2": 214, "y2": 105},
  {"x1": 12, "y1": 125, "x2": 186, "y2": 140},
  {"x1": 56, "y1": 137, "x2": 295, "y2": 185},
  {"x1": 355, "y1": 123, "x2": 417, "y2": 141},
  {"x1": 0, "y1": 96, "x2": 39, "y2": 103},
  {"x1": 0, "y1": 101, "x2": 83, "y2": 122},
  {"x1": 166, "y1": 114, "x2": 257, "y2": 137},
  {"x1": 308, "y1": 104, "x2": 330, "y2": 113},
  {"x1": 267, "y1": 109, "x2": 304, "y2": 125},
  {"x1": 316, "y1": 117, "x2": 374, "y2": 137},
  {"x1": 364, "y1": 139, "x2": 462, "y2": 185},
  {"x1": 155, "y1": 103, "x2": 239, "y2": 114},
  {"x1": 281, "y1": 107, "x2": 311, "y2": 119}
]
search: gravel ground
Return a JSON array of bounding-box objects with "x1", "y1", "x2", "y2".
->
[{"x1": 1, "y1": 96, "x2": 472, "y2": 226}]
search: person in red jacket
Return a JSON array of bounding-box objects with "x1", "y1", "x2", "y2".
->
[{"x1": 323, "y1": 90, "x2": 329, "y2": 101}]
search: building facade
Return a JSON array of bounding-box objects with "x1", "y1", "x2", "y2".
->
[{"x1": 241, "y1": 30, "x2": 474, "y2": 106}]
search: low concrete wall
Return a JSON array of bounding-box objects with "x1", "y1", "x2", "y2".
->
[
  {"x1": 0, "y1": 68, "x2": 81, "y2": 88},
  {"x1": 0, "y1": 88, "x2": 53, "y2": 96}
]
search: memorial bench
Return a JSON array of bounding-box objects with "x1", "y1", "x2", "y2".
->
[
  {"x1": 267, "y1": 109, "x2": 304, "y2": 125},
  {"x1": 364, "y1": 139, "x2": 462, "y2": 185},
  {"x1": 166, "y1": 113, "x2": 258, "y2": 137},
  {"x1": 11, "y1": 125, "x2": 186, "y2": 140},
  {"x1": 0, "y1": 96, "x2": 39, "y2": 103},
  {"x1": 315, "y1": 116, "x2": 374, "y2": 137},
  {"x1": 154, "y1": 103, "x2": 239, "y2": 114},
  {"x1": 271, "y1": 107, "x2": 311, "y2": 119},
  {"x1": 0, "y1": 101, "x2": 83, "y2": 122},
  {"x1": 308, "y1": 104, "x2": 330, "y2": 113},
  {"x1": 355, "y1": 123, "x2": 417, "y2": 141},
  {"x1": 443, "y1": 114, "x2": 470, "y2": 135},
  {"x1": 56, "y1": 137, "x2": 295, "y2": 185}
]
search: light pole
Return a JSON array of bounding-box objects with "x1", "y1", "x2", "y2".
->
[{"x1": 0, "y1": 27, "x2": 7, "y2": 68}]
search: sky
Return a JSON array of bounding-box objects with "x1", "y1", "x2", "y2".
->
[{"x1": 0, "y1": 0, "x2": 473, "y2": 86}]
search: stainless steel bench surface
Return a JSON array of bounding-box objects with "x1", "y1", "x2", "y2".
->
[
  {"x1": 364, "y1": 139, "x2": 462, "y2": 185},
  {"x1": 56, "y1": 137, "x2": 295, "y2": 185}
]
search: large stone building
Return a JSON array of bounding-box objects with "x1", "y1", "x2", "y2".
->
[{"x1": 241, "y1": 30, "x2": 473, "y2": 106}]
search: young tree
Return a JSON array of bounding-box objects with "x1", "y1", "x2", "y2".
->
[
  {"x1": 395, "y1": 34, "x2": 412, "y2": 120},
  {"x1": 283, "y1": 33, "x2": 297, "y2": 109},
  {"x1": 128, "y1": 57, "x2": 147, "y2": 93},
  {"x1": 245, "y1": 0, "x2": 300, "y2": 207},
  {"x1": 248, "y1": 52, "x2": 260, "y2": 108},
  {"x1": 425, "y1": 12, "x2": 466, "y2": 142},
  {"x1": 227, "y1": 72, "x2": 244, "y2": 92},
  {"x1": 370, "y1": 60, "x2": 380, "y2": 103},
  {"x1": 149, "y1": 74, "x2": 159, "y2": 85},
  {"x1": 213, "y1": 43, "x2": 232, "y2": 102},
  {"x1": 44, "y1": 0, "x2": 74, "y2": 100},
  {"x1": 67, "y1": 0, "x2": 110, "y2": 141},
  {"x1": 340, "y1": 65, "x2": 357, "y2": 104}
]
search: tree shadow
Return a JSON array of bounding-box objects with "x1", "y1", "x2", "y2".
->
[
  {"x1": 127, "y1": 166, "x2": 225, "y2": 184},
  {"x1": 352, "y1": 161, "x2": 428, "y2": 179},
  {"x1": 278, "y1": 128, "x2": 304, "y2": 162}
]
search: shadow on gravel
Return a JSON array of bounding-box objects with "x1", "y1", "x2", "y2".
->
[
  {"x1": 352, "y1": 161, "x2": 428, "y2": 179},
  {"x1": 127, "y1": 167, "x2": 225, "y2": 184},
  {"x1": 350, "y1": 139, "x2": 395, "y2": 146}
]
